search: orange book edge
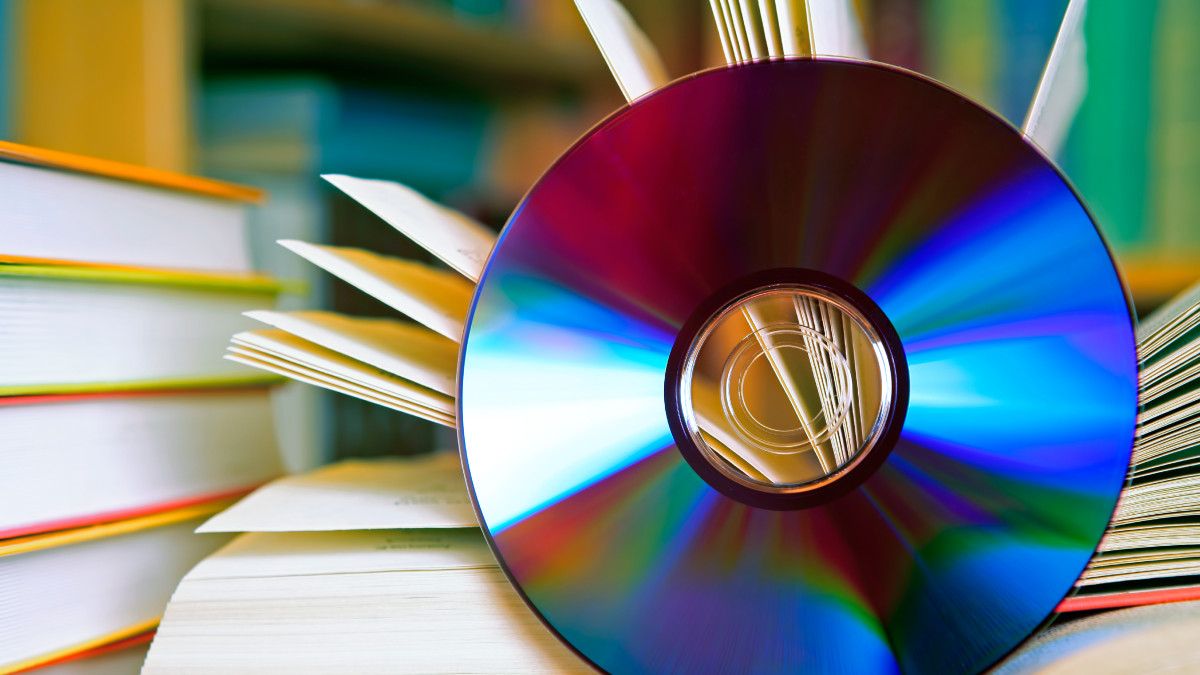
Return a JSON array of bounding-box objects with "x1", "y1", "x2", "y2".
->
[
  {"x1": 0, "y1": 139, "x2": 263, "y2": 203},
  {"x1": 0, "y1": 494, "x2": 245, "y2": 557},
  {"x1": 1057, "y1": 585, "x2": 1200, "y2": 613},
  {"x1": 0, "y1": 483, "x2": 262, "y2": 541},
  {"x1": 0, "y1": 382, "x2": 277, "y2": 409},
  {"x1": 6, "y1": 627, "x2": 156, "y2": 675}
]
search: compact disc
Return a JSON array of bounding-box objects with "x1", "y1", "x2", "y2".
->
[{"x1": 458, "y1": 59, "x2": 1136, "y2": 674}]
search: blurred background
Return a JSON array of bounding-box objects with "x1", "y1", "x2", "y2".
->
[{"x1": 0, "y1": 0, "x2": 1194, "y2": 463}]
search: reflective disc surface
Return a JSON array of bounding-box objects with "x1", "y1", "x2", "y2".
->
[{"x1": 459, "y1": 59, "x2": 1137, "y2": 674}]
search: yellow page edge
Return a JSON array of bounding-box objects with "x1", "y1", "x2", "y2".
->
[
  {"x1": 0, "y1": 372, "x2": 285, "y2": 397},
  {"x1": 0, "y1": 499, "x2": 238, "y2": 557},
  {"x1": 0, "y1": 260, "x2": 284, "y2": 294},
  {"x1": 0, "y1": 618, "x2": 159, "y2": 675}
]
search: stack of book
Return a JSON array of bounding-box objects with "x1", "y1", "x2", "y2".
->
[{"x1": 0, "y1": 141, "x2": 284, "y2": 673}]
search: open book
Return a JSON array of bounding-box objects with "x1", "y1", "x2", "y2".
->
[
  {"x1": 142, "y1": 454, "x2": 589, "y2": 674},
  {"x1": 1063, "y1": 284, "x2": 1200, "y2": 611},
  {"x1": 225, "y1": 168, "x2": 1200, "y2": 614},
  {"x1": 222, "y1": 0, "x2": 1186, "y2": 616}
]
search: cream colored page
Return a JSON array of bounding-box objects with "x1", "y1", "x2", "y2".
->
[
  {"x1": 775, "y1": 0, "x2": 812, "y2": 56},
  {"x1": 737, "y1": 0, "x2": 766, "y2": 60},
  {"x1": 575, "y1": 0, "x2": 669, "y2": 102},
  {"x1": 145, "y1": 567, "x2": 592, "y2": 674},
  {"x1": 225, "y1": 348, "x2": 455, "y2": 425},
  {"x1": 187, "y1": 529, "x2": 493, "y2": 579},
  {"x1": 244, "y1": 310, "x2": 456, "y2": 396},
  {"x1": 278, "y1": 240, "x2": 473, "y2": 342},
  {"x1": 223, "y1": 352, "x2": 454, "y2": 426},
  {"x1": 708, "y1": 0, "x2": 735, "y2": 64},
  {"x1": 1023, "y1": 0, "x2": 1088, "y2": 159},
  {"x1": 225, "y1": 347, "x2": 454, "y2": 421},
  {"x1": 807, "y1": 0, "x2": 867, "y2": 58},
  {"x1": 198, "y1": 454, "x2": 475, "y2": 534},
  {"x1": 321, "y1": 174, "x2": 495, "y2": 281},
  {"x1": 757, "y1": 0, "x2": 783, "y2": 57},
  {"x1": 231, "y1": 329, "x2": 453, "y2": 414}
]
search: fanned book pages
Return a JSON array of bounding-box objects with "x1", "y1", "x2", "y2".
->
[
  {"x1": 142, "y1": 456, "x2": 591, "y2": 674},
  {"x1": 1061, "y1": 277, "x2": 1200, "y2": 611},
  {"x1": 232, "y1": 180, "x2": 1200, "y2": 617},
  {"x1": 238, "y1": 161, "x2": 1200, "y2": 618},
  {"x1": 221, "y1": 0, "x2": 1194, "y2": 638},
  {"x1": 709, "y1": 0, "x2": 867, "y2": 65},
  {"x1": 574, "y1": 0, "x2": 669, "y2": 101},
  {"x1": 1023, "y1": 0, "x2": 1089, "y2": 159}
]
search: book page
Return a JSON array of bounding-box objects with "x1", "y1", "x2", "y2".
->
[
  {"x1": 188, "y1": 529, "x2": 493, "y2": 579},
  {"x1": 1023, "y1": 0, "x2": 1089, "y2": 159},
  {"x1": 198, "y1": 454, "x2": 475, "y2": 534},
  {"x1": 278, "y1": 240, "x2": 472, "y2": 342},
  {"x1": 321, "y1": 174, "x2": 495, "y2": 281},
  {"x1": 230, "y1": 329, "x2": 454, "y2": 414},
  {"x1": 807, "y1": 0, "x2": 867, "y2": 58},
  {"x1": 225, "y1": 349, "x2": 455, "y2": 426},
  {"x1": 244, "y1": 310, "x2": 457, "y2": 396},
  {"x1": 775, "y1": 0, "x2": 813, "y2": 56},
  {"x1": 575, "y1": 0, "x2": 669, "y2": 102},
  {"x1": 1139, "y1": 277, "x2": 1200, "y2": 348}
]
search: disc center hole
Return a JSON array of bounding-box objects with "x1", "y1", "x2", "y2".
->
[{"x1": 679, "y1": 283, "x2": 893, "y2": 493}]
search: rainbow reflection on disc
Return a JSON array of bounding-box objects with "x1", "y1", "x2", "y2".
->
[{"x1": 458, "y1": 59, "x2": 1136, "y2": 674}]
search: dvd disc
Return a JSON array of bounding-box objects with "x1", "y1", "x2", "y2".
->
[{"x1": 459, "y1": 59, "x2": 1136, "y2": 674}]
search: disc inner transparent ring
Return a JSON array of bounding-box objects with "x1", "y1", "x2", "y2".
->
[{"x1": 678, "y1": 284, "x2": 894, "y2": 493}]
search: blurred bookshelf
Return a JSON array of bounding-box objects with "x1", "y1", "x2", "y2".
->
[
  {"x1": 199, "y1": 0, "x2": 610, "y2": 94},
  {"x1": 1, "y1": 0, "x2": 1198, "y2": 460}
]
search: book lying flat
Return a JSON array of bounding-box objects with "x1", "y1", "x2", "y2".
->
[
  {"x1": 0, "y1": 140, "x2": 261, "y2": 273},
  {"x1": 992, "y1": 600, "x2": 1200, "y2": 673},
  {"x1": 0, "y1": 500, "x2": 236, "y2": 674},
  {"x1": 0, "y1": 386, "x2": 281, "y2": 539},
  {"x1": 143, "y1": 456, "x2": 589, "y2": 674},
  {"x1": 0, "y1": 262, "x2": 280, "y2": 395}
]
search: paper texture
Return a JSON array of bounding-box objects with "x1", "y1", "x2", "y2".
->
[
  {"x1": 230, "y1": 329, "x2": 453, "y2": 415},
  {"x1": 807, "y1": 0, "x2": 868, "y2": 58},
  {"x1": 575, "y1": 0, "x2": 669, "y2": 102},
  {"x1": 197, "y1": 453, "x2": 476, "y2": 533},
  {"x1": 278, "y1": 240, "x2": 472, "y2": 342},
  {"x1": 188, "y1": 529, "x2": 493, "y2": 580},
  {"x1": 1023, "y1": 0, "x2": 1088, "y2": 158},
  {"x1": 321, "y1": 174, "x2": 495, "y2": 281},
  {"x1": 225, "y1": 349, "x2": 455, "y2": 426},
  {"x1": 244, "y1": 310, "x2": 456, "y2": 396}
]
